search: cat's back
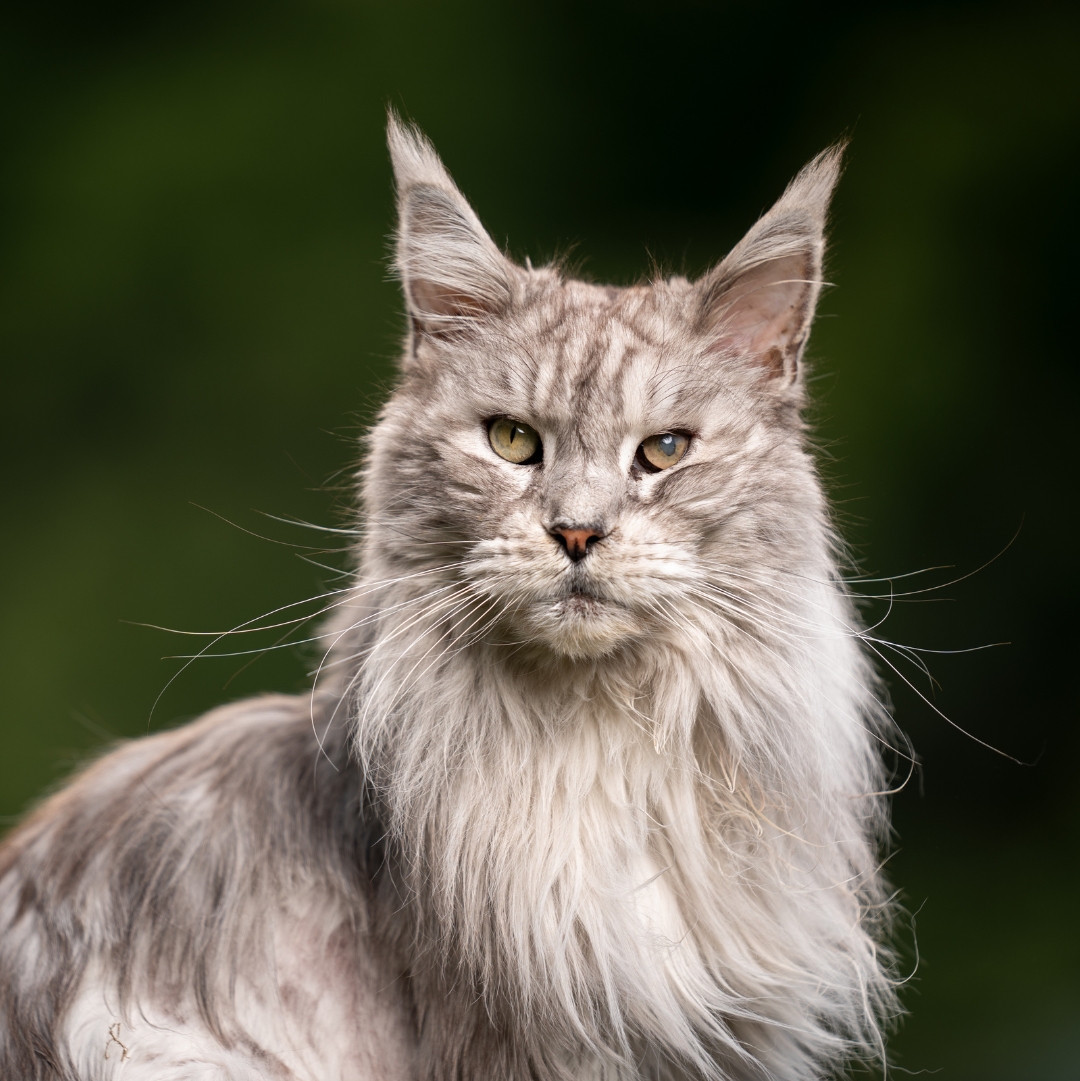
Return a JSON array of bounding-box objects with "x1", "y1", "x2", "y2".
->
[{"x1": 0, "y1": 695, "x2": 416, "y2": 1081}]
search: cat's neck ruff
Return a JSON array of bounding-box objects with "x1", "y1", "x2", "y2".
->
[{"x1": 344, "y1": 580, "x2": 889, "y2": 1078}]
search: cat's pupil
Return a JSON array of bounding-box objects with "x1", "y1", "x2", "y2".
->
[{"x1": 659, "y1": 434, "x2": 676, "y2": 456}]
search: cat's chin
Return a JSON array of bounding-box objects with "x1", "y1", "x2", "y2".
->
[{"x1": 520, "y1": 594, "x2": 644, "y2": 659}]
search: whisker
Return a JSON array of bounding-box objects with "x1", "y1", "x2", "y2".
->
[
  {"x1": 254, "y1": 511, "x2": 362, "y2": 536},
  {"x1": 144, "y1": 558, "x2": 483, "y2": 740},
  {"x1": 861, "y1": 639, "x2": 1029, "y2": 765},
  {"x1": 314, "y1": 586, "x2": 483, "y2": 763},
  {"x1": 190, "y1": 502, "x2": 352, "y2": 552},
  {"x1": 313, "y1": 584, "x2": 476, "y2": 675},
  {"x1": 352, "y1": 591, "x2": 494, "y2": 743},
  {"x1": 673, "y1": 587, "x2": 916, "y2": 766}
]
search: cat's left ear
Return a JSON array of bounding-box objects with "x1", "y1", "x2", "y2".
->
[
  {"x1": 694, "y1": 144, "x2": 845, "y2": 385},
  {"x1": 388, "y1": 113, "x2": 518, "y2": 341}
]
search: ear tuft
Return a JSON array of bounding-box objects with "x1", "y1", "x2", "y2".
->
[
  {"x1": 387, "y1": 112, "x2": 459, "y2": 195},
  {"x1": 388, "y1": 112, "x2": 515, "y2": 335},
  {"x1": 696, "y1": 142, "x2": 846, "y2": 383}
]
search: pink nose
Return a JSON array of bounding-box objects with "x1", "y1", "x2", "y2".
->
[{"x1": 551, "y1": 526, "x2": 603, "y2": 562}]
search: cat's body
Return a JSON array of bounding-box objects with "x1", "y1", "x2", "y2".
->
[
  {"x1": 0, "y1": 696, "x2": 416, "y2": 1081},
  {"x1": 0, "y1": 121, "x2": 897, "y2": 1080}
]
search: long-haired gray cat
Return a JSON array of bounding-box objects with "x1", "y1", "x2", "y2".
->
[{"x1": 0, "y1": 117, "x2": 898, "y2": 1080}]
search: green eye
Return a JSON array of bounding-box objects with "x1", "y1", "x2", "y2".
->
[
  {"x1": 488, "y1": 417, "x2": 542, "y2": 464},
  {"x1": 637, "y1": 431, "x2": 689, "y2": 472}
]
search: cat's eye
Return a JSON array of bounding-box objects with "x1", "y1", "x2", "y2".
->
[
  {"x1": 637, "y1": 432, "x2": 689, "y2": 472},
  {"x1": 488, "y1": 417, "x2": 542, "y2": 464}
]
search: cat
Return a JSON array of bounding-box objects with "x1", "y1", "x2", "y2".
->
[{"x1": 0, "y1": 116, "x2": 898, "y2": 1081}]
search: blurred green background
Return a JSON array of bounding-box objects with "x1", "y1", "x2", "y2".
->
[{"x1": 1, "y1": 1, "x2": 1077, "y2": 1076}]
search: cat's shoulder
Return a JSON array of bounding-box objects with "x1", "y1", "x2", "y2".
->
[
  {"x1": 0, "y1": 693, "x2": 356, "y2": 885},
  {"x1": 0, "y1": 696, "x2": 407, "y2": 1081}
]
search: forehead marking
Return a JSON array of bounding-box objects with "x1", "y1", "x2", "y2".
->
[{"x1": 515, "y1": 284, "x2": 689, "y2": 424}]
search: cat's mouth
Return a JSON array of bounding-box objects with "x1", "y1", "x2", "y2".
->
[
  {"x1": 472, "y1": 561, "x2": 643, "y2": 657},
  {"x1": 561, "y1": 577, "x2": 619, "y2": 607},
  {"x1": 560, "y1": 591, "x2": 609, "y2": 614},
  {"x1": 511, "y1": 578, "x2": 642, "y2": 659},
  {"x1": 566, "y1": 580, "x2": 601, "y2": 599}
]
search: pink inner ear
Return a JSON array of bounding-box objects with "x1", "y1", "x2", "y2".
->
[
  {"x1": 706, "y1": 253, "x2": 813, "y2": 376},
  {"x1": 409, "y1": 279, "x2": 491, "y2": 321}
]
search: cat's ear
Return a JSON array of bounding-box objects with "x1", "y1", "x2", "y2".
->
[
  {"x1": 694, "y1": 144, "x2": 844, "y2": 384},
  {"x1": 388, "y1": 114, "x2": 516, "y2": 338}
]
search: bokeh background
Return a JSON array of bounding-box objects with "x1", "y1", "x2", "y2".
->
[{"x1": 1, "y1": 1, "x2": 1077, "y2": 1076}]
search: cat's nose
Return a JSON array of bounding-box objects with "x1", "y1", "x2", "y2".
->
[{"x1": 549, "y1": 523, "x2": 605, "y2": 562}]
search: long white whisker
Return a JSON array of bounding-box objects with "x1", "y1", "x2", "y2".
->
[
  {"x1": 861, "y1": 639, "x2": 1026, "y2": 764},
  {"x1": 673, "y1": 587, "x2": 915, "y2": 766},
  {"x1": 353, "y1": 591, "x2": 495, "y2": 749},
  {"x1": 313, "y1": 584, "x2": 481, "y2": 755}
]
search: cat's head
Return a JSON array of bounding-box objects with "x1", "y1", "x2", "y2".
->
[{"x1": 362, "y1": 117, "x2": 843, "y2": 662}]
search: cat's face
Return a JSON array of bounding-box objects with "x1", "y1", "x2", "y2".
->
[
  {"x1": 364, "y1": 119, "x2": 840, "y2": 660},
  {"x1": 372, "y1": 277, "x2": 819, "y2": 661}
]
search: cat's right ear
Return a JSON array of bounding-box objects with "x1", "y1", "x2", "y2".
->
[{"x1": 388, "y1": 114, "x2": 517, "y2": 347}]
